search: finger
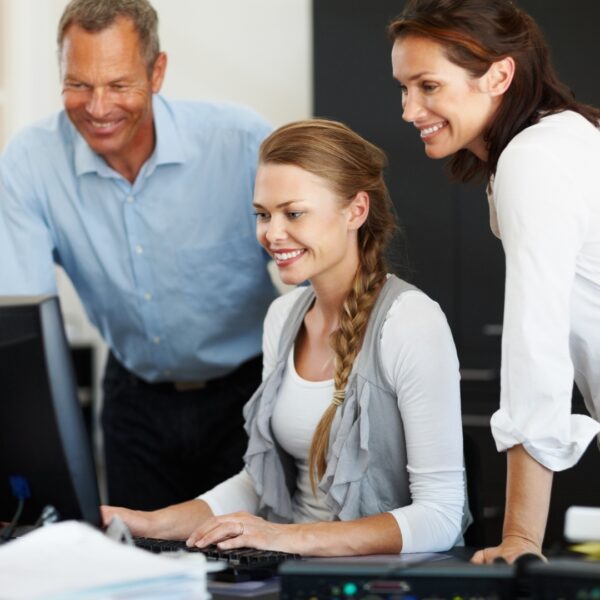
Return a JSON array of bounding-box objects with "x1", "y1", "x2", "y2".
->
[
  {"x1": 471, "y1": 549, "x2": 485, "y2": 564},
  {"x1": 191, "y1": 520, "x2": 245, "y2": 548}
]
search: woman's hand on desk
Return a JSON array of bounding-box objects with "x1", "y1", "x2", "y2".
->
[
  {"x1": 101, "y1": 499, "x2": 214, "y2": 541},
  {"x1": 101, "y1": 505, "x2": 153, "y2": 537},
  {"x1": 187, "y1": 511, "x2": 294, "y2": 553},
  {"x1": 471, "y1": 536, "x2": 545, "y2": 564},
  {"x1": 187, "y1": 511, "x2": 402, "y2": 557}
]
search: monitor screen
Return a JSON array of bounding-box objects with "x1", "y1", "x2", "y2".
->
[{"x1": 0, "y1": 296, "x2": 101, "y2": 528}]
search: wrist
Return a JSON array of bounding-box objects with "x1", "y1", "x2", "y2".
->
[{"x1": 502, "y1": 533, "x2": 542, "y2": 552}]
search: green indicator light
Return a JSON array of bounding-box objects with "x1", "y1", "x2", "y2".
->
[
  {"x1": 452, "y1": 596, "x2": 464, "y2": 600},
  {"x1": 590, "y1": 588, "x2": 600, "y2": 599},
  {"x1": 343, "y1": 582, "x2": 359, "y2": 596}
]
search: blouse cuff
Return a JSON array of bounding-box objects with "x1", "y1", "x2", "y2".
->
[
  {"x1": 491, "y1": 408, "x2": 600, "y2": 471},
  {"x1": 389, "y1": 510, "x2": 413, "y2": 554},
  {"x1": 197, "y1": 492, "x2": 224, "y2": 516}
]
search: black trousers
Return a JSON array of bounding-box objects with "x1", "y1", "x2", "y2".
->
[{"x1": 101, "y1": 352, "x2": 262, "y2": 510}]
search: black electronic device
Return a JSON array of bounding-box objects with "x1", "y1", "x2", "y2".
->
[
  {"x1": 134, "y1": 537, "x2": 301, "y2": 581},
  {"x1": 527, "y1": 558, "x2": 600, "y2": 599},
  {"x1": 279, "y1": 556, "x2": 515, "y2": 600},
  {"x1": 0, "y1": 296, "x2": 101, "y2": 528}
]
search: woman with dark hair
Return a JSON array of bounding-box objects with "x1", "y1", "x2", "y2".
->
[
  {"x1": 102, "y1": 119, "x2": 470, "y2": 555},
  {"x1": 389, "y1": 0, "x2": 600, "y2": 563}
]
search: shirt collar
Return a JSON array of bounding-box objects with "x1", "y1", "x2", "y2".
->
[{"x1": 73, "y1": 94, "x2": 186, "y2": 179}]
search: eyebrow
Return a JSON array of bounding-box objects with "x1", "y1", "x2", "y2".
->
[
  {"x1": 252, "y1": 200, "x2": 305, "y2": 209},
  {"x1": 406, "y1": 71, "x2": 436, "y2": 82}
]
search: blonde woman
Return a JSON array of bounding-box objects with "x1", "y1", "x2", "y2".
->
[{"x1": 102, "y1": 119, "x2": 469, "y2": 555}]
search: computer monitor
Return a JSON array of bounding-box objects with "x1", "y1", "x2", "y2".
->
[{"x1": 0, "y1": 296, "x2": 101, "y2": 528}]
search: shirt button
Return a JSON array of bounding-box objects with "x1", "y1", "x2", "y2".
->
[
  {"x1": 154, "y1": 336, "x2": 161, "y2": 344},
  {"x1": 127, "y1": 195, "x2": 135, "y2": 204},
  {"x1": 135, "y1": 245, "x2": 143, "y2": 254},
  {"x1": 144, "y1": 292, "x2": 153, "y2": 301}
]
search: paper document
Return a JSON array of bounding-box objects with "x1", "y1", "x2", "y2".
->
[{"x1": 0, "y1": 520, "x2": 210, "y2": 600}]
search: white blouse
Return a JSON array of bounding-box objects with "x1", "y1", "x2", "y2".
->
[
  {"x1": 200, "y1": 286, "x2": 465, "y2": 553},
  {"x1": 488, "y1": 110, "x2": 600, "y2": 470}
]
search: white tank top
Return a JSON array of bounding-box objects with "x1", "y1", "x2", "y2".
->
[{"x1": 270, "y1": 349, "x2": 335, "y2": 523}]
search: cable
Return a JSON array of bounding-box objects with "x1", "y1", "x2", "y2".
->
[
  {"x1": 0, "y1": 498, "x2": 25, "y2": 543},
  {"x1": 0, "y1": 475, "x2": 31, "y2": 544}
]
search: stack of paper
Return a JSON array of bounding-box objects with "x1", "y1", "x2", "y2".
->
[{"x1": 0, "y1": 521, "x2": 210, "y2": 600}]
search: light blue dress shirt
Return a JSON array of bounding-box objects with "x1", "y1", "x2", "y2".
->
[{"x1": 0, "y1": 95, "x2": 277, "y2": 381}]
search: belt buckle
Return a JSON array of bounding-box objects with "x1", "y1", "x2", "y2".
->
[{"x1": 173, "y1": 380, "x2": 207, "y2": 392}]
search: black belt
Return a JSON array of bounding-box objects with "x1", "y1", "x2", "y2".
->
[{"x1": 106, "y1": 352, "x2": 262, "y2": 393}]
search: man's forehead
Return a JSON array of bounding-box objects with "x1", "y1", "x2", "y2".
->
[{"x1": 60, "y1": 20, "x2": 146, "y2": 72}]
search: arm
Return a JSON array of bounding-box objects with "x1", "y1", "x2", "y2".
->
[
  {"x1": 187, "y1": 511, "x2": 401, "y2": 556},
  {"x1": 0, "y1": 147, "x2": 57, "y2": 294},
  {"x1": 472, "y1": 445, "x2": 552, "y2": 563},
  {"x1": 101, "y1": 499, "x2": 214, "y2": 541},
  {"x1": 101, "y1": 468, "x2": 261, "y2": 542},
  {"x1": 384, "y1": 292, "x2": 465, "y2": 552},
  {"x1": 475, "y1": 135, "x2": 597, "y2": 562}
]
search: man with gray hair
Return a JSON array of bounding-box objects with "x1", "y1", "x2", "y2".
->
[{"x1": 0, "y1": 0, "x2": 276, "y2": 510}]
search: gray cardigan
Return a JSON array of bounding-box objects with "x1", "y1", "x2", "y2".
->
[{"x1": 243, "y1": 275, "x2": 471, "y2": 542}]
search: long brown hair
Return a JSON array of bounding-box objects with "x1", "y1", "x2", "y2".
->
[
  {"x1": 259, "y1": 119, "x2": 397, "y2": 492},
  {"x1": 389, "y1": 0, "x2": 600, "y2": 182}
]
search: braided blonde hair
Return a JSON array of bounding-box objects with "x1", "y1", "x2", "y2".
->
[{"x1": 259, "y1": 119, "x2": 398, "y2": 493}]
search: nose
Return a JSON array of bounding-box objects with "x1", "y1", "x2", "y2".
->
[
  {"x1": 85, "y1": 87, "x2": 111, "y2": 118},
  {"x1": 264, "y1": 215, "x2": 287, "y2": 245},
  {"x1": 402, "y1": 91, "x2": 426, "y2": 123}
]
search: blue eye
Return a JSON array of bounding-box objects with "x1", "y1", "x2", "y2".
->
[
  {"x1": 287, "y1": 211, "x2": 303, "y2": 220},
  {"x1": 253, "y1": 211, "x2": 270, "y2": 222}
]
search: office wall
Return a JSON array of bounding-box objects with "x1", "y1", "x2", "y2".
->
[{"x1": 0, "y1": 0, "x2": 312, "y2": 350}]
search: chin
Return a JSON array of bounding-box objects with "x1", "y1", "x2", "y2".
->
[
  {"x1": 424, "y1": 145, "x2": 453, "y2": 160},
  {"x1": 279, "y1": 273, "x2": 305, "y2": 286}
]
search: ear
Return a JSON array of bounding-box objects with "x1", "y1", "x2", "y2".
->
[
  {"x1": 347, "y1": 191, "x2": 370, "y2": 231},
  {"x1": 151, "y1": 52, "x2": 168, "y2": 93},
  {"x1": 482, "y1": 56, "x2": 515, "y2": 97}
]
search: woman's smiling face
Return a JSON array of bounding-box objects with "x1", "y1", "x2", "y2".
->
[
  {"x1": 253, "y1": 163, "x2": 363, "y2": 288},
  {"x1": 392, "y1": 35, "x2": 502, "y2": 162}
]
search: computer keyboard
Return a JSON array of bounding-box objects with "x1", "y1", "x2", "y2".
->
[{"x1": 133, "y1": 536, "x2": 301, "y2": 581}]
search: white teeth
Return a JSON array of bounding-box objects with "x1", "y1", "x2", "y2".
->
[
  {"x1": 91, "y1": 121, "x2": 117, "y2": 129},
  {"x1": 274, "y1": 249, "x2": 303, "y2": 261},
  {"x1": 420, "y1": 122, "x2": 447, "y2": 137}
]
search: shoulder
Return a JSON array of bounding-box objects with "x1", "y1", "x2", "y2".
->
[
  {"x1": 156, "y1": 95, "x2": 272, "y2": 140},
  {"x1": 498, "y1": 111, "x2": 600, "y2": 177},
  {"x1": 2, "y1": 111, "x2": 74, "y2": 167},
  {"x1": 378, "y1": 286, "x2": 458, "y2": 388},
  {"x1": 382, "y1": 288, "x2": 452, "y2": 343},
  {"x1": 264, "y1": 287, "x2": 307, "y2": 330}
]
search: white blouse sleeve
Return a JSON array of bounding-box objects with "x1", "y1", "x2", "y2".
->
[
  {"x1": 490, "y1": 140, "x2": 600, "y2": 470},
  {"x1": 198, "y1": 469, "x2": 260, "y2": 516},
  {"x1": 381, "y1": 291, "x2": 465, "y2": 553}
]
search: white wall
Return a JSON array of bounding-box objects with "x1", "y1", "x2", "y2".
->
[{"x1": 0, "y1": 0, "x2": 312, "y2": 349}]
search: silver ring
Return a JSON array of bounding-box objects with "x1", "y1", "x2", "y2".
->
[{"x1": 238, "y1": 522, "x2": 244, "y2": 536}]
